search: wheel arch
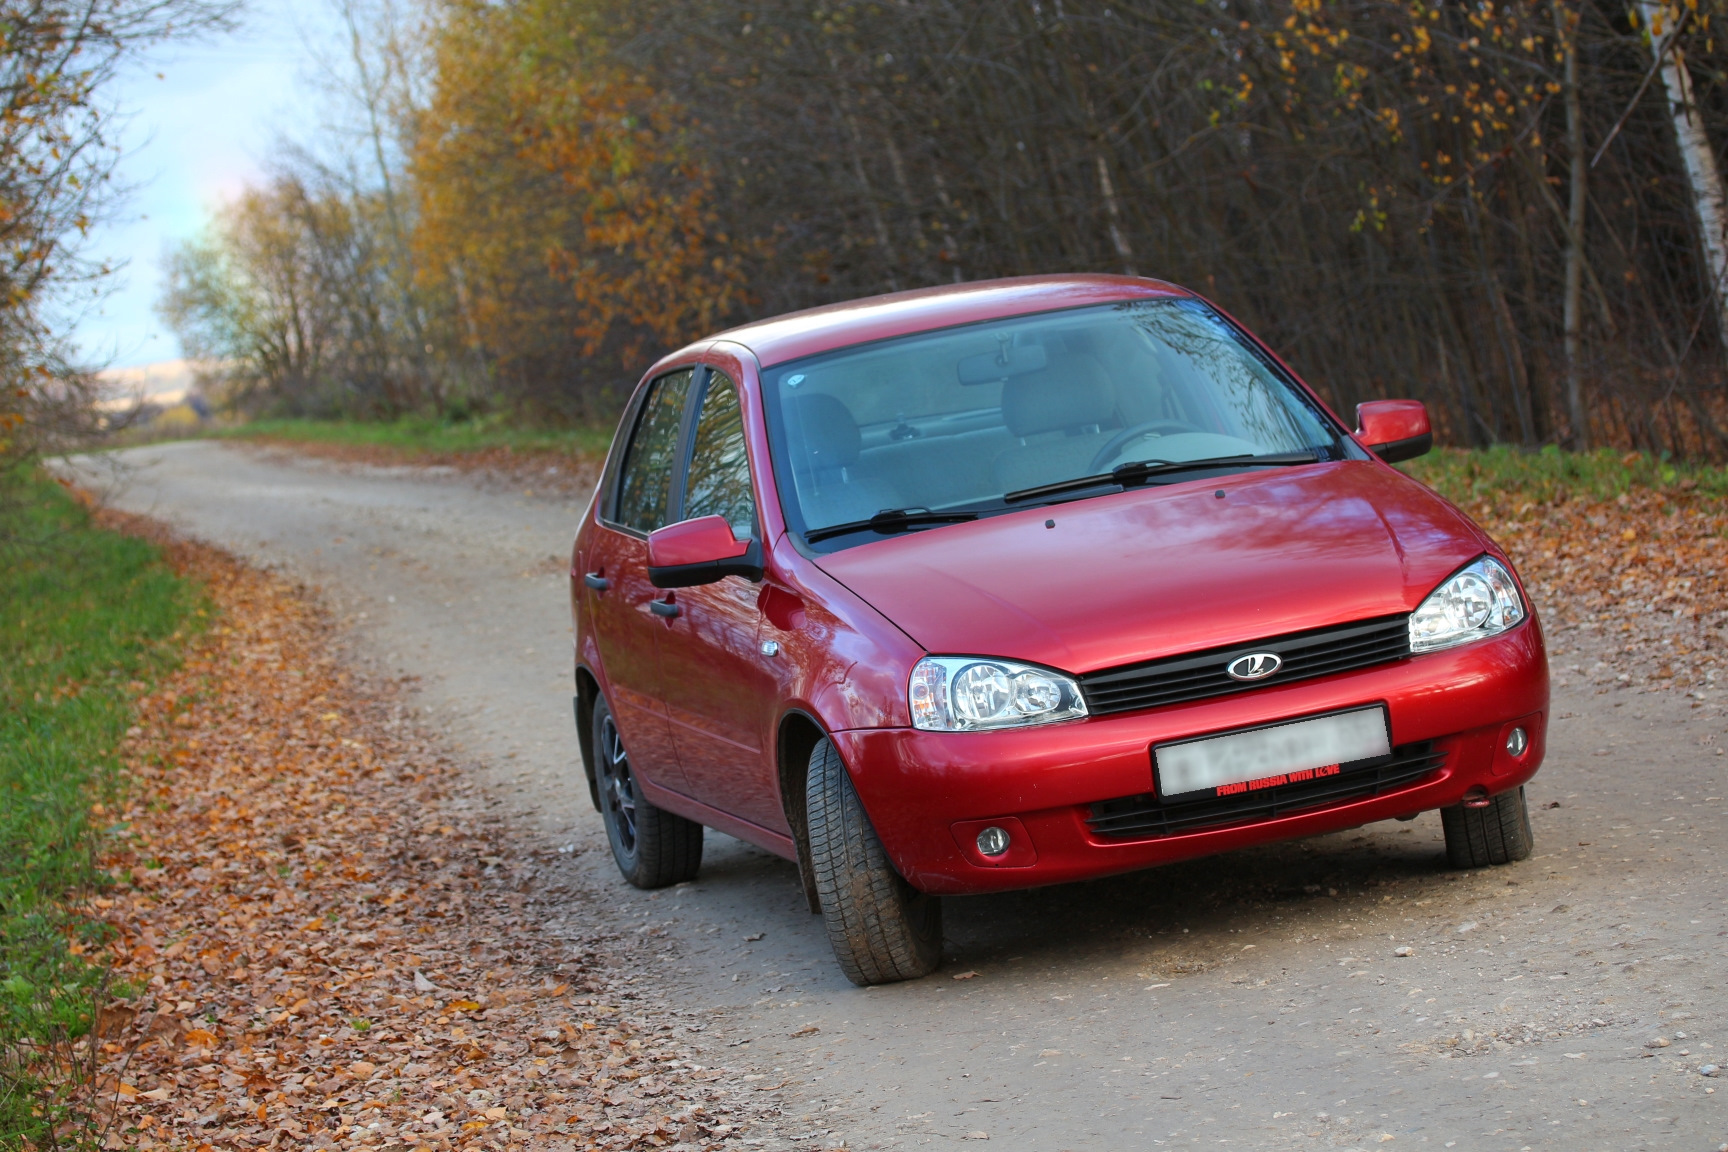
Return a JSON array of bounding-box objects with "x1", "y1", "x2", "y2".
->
[
  {"x1": 574, "y1": 665, "x2": 602, "y2": 812},
  {"x1": 776, "y1": 708, "x2": 828, "y2": 913}
]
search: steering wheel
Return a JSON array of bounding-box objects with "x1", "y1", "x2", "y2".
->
[{"x1": 1089, "y1": 420, "x2": 1205, "y2": 472}]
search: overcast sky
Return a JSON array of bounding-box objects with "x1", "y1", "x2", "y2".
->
[{"x1": 70, "y1": 0, "x2": 342, "y2": 371}]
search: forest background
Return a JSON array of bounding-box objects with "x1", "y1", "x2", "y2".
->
[{"x1": 154, "y1": 0, "x2": 1728, "y2": 459}]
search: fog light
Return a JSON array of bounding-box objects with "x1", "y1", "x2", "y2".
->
[
  {"x1": 976, "y1": 826, "x2": 1011, "y2": 858},
  {"x1": 1505, "y1": 727, "x2": 1528, "y2": 756}
]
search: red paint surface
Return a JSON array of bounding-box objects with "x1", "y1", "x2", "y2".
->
[
  {"x1": 647, "y1": 515, "x2": 750, "y2": 567},
  {"x1": 1356, "y1": 399, "x2": 1432, "y2": 447},
  {"x1": 813, "y1": 461, "x2": 1488, "y2": 673}
]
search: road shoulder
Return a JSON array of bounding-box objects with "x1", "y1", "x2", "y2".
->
[{"x1": 91, "y1": 512, "x2": 787, "y2": 1151}]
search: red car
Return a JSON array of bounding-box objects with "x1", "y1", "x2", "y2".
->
[{"x1": 569, "y1": 274, "x2": 1547, "y2": 986}]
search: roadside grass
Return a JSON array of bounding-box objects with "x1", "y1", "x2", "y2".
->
[
  {"x1": 0, "y1": 477, "x2": 199, "y2": 1146},
  {"x1": 219, "y1": 414, "x2": 613, "y2": 459},
  {"x1": 198, "y1": 419, "x2": 1725, "y2": 504},
  {"x1": 1405, "y1": 444, "x2": 1728, "y2": 506}
]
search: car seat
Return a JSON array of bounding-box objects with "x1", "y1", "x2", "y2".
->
[
  {"x1": 784, "y1": 393, "x2": 902, "y2": 528},
  {"x1": 991, "y1": 353, "x2": 1117, "y2": 492}
]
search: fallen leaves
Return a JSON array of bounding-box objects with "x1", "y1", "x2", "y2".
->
[
  {"x1": 81, "y1": 518, "x2": 780, "y2": 1150},
  {"x1": 1447, "y1": 484, "x2": 1728, "y2": 693}
]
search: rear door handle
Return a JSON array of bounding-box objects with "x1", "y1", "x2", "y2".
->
[
  {"x1": 650, "y1": 599, "x2": 680, "y2": 618},
  {"x1": 583, "y1": 572, "x2": 610, "y2": 591}
]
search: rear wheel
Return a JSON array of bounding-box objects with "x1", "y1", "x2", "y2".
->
[
  {"x1": 1440, "y1": 786, "x2": 1533, "y2": 868},
  {"x1": 806, "y1": 737, "x2": 942, "y2": 985},
  {"x1": 592, "y1": 697, "x2": 702, "y2": 888}
]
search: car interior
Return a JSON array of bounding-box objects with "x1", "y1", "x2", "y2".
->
[{"x1": 769, "y1": 301, "x2": 1332, "y2": 530}]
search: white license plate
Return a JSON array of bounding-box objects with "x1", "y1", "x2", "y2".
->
[{"x1": 1155, "y1": 707, "x2": 1390, "y2": 799}]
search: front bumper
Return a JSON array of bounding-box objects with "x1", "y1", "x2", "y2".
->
[{"x1": 833, "y1": 619, "x2": 1548, "y2": 895}]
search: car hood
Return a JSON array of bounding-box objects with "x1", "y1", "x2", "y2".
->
[{"x1": 813, "y1": 461, "x2": 1490, "y2": 673}]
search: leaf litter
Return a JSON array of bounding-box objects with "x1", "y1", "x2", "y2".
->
[
  {"x1": 85, "y1": 518, "x2": 784, "y2": 1150},
  {"x1": 1453, "y1": 483, "x2": 1727, "y2": 694}
]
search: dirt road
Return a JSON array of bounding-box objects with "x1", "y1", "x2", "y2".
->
[{"x1": 72, "y1": 441, "x2": 1728, "y2": 1151}]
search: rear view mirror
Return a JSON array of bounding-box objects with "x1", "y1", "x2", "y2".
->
[
  {"x1": 956, "y1": 344, "x2": 1047, "y2": 385},
  {"x1": 647, "y1": 515, "x2": 763, "y2": 588},
  {"x1": 1356, "y1": 400, "x2": 1432, "y2": 463}
]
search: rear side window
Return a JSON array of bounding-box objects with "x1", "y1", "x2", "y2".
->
[
  {"x1": 682, "y1": 371, "x2": 756, "y2": 540},
  {"x1": 614, "y1": 368, "x2": 694, "y2": 532}
]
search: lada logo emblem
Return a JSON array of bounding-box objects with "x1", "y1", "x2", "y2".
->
[{"x1": 1226, "y1": 652, "x2": 1283, "y2": 681}]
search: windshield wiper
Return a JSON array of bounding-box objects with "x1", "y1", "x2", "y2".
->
[
  {"x1": 805, "y1": 507, "x2": 979, "y2": 544},
  {"x1": 1003, "y1": 449, "x2": 1320, "y2": 504}
]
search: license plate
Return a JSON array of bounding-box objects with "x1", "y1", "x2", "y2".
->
[{"x1": 1154, "y1": 706, "x2": 1390, "y2": 800}]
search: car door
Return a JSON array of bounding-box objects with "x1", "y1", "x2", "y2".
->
[
  {"x1": 584, "y1": 367, "x2": 695, "y2": 791},
  {"x1": 655, "y1": 367, "x2": 785, "y2": 832}
]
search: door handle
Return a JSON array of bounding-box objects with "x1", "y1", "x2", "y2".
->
[
  {"x1": 649, "y1": 599, "x2": 680, "y2": 619},
  {"x1": 583, "y1": 572, "x2": 610, "y2": 591}
]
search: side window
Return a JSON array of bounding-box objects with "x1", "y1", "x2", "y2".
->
[
  {"x1": 682, "y1": 371, "x2": 756, "y2": 540},
  {"x1": 614, "y1": 368, "x2": 694, "y2": 532}
]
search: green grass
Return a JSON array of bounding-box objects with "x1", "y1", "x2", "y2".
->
[
  {"x1": 220, "y1": 414, "x2": 612, "y2": 459},
  {"x1": 1403, "y1": 444, "x2": 1728, "y2": 506},
  {"x1": 0, "y1": 477, "x2": 199, "y2": 1146}
]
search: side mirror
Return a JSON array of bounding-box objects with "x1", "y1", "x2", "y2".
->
[
  {"x1": 1356, "y1": 400, "x2": 1433, "y2": 463},
  {"x1": 647, "y1": 515, "x2": 763, "y2": 588}
]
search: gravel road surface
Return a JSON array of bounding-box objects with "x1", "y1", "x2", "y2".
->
[{"x1": 69, "y1": 441, "x2": 1728, "y2": 1151}]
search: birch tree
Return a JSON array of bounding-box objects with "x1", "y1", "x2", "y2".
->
[{"x1": 1638, "y1": 0, "x2": 1728, "y2": 344}]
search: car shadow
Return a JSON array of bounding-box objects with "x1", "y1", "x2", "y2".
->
[
  {"x1": 682, "y1": 819, "x2": 1471, "y2": 981},
  {"x1": 939, "y1": 822, "x2": 1461, "y2": 970}
]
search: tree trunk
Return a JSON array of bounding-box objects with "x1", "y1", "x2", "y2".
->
[
  {"x1": 1094, "y1": 153, "x2": 1136, "y2": 276},
  {"x1": 1638, "y1": 0, "x2": 1728, "y2": 345},
  {"x1": 1556, "y1": 0, "x2": 1589, "y2": 447}
]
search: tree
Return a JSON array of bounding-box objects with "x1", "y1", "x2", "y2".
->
[
  {"x1": 161, "y1": 170, "x2": 431, "y2": 416},
  {"x1": 0, "y1": 0, "x2": 235, "y2": 480},
  {"x1": 407, "y1": 0, "x2": 752, "y2": 418},
  {"x1": 1637, "y1": 0, "x2": 1728, "y2": 346}
]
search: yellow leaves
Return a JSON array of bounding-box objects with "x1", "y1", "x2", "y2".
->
[{"x1": 448, "y1": 998, "x2": 481, "y2": 1011}]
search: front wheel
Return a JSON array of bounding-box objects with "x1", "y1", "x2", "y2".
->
[
  {"x1": 1440, "y1": 786, "x2": 1533, "y2": 868},
  {"x1": 592, "y1": 697, "x2": 702, "y2": 888},
  {"x1": 806, "y1": 737, "x2": 941, "y2": 985}
]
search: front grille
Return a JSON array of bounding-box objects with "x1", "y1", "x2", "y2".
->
[
  {"x1": 1086, "y1": 740, "x2": 1446, "y2": 840},
  {"x1": 1078, "y1": 615, "x2": 1410, "y2": 717}
]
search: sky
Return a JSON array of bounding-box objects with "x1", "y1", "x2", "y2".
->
[{"x1": 71, "y1": 0, "x2": 343, "y2": 377}]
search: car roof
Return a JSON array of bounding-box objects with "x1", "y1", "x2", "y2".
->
[{"x1": 668, "y1": 273, "x2": 1192, "y2": 372}]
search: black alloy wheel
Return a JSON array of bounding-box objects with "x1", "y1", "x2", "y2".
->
[{"x1": 591, "y1": 696, "x2": 702, "y2": 888}]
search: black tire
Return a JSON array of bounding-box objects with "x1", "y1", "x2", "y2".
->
[
  {"x1": 592, "y1": 697, "x2": 702, "y2": 888},
  {"x1": 805, "y1": 737, "x2": 942, "y2": 985},
  {"x1": 1440, "y1": 786, "x2": 1533, "y2": 868}
]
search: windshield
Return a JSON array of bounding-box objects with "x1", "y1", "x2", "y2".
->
[{"x1": 761, "y1": 298, "x2": 1354, "y2": 551}]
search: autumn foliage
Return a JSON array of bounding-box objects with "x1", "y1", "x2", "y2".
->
[
  {"x1": 0, "y1": 0, "x2": 231, "y2": 482},
  {"x1": 164, "y1": 0, "x2": 1728, "y2": 456},
  {"x1": 408, "y1": 0, "x2": 751, "y2": 414}
]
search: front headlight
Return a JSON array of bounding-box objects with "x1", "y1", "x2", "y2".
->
[
  {"x1": 909, "y1": 656, "x2": 1088, "y2": 732},
  {"x1": 1409, "y1": 556, "x2": 1526, "y2": 653}
]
